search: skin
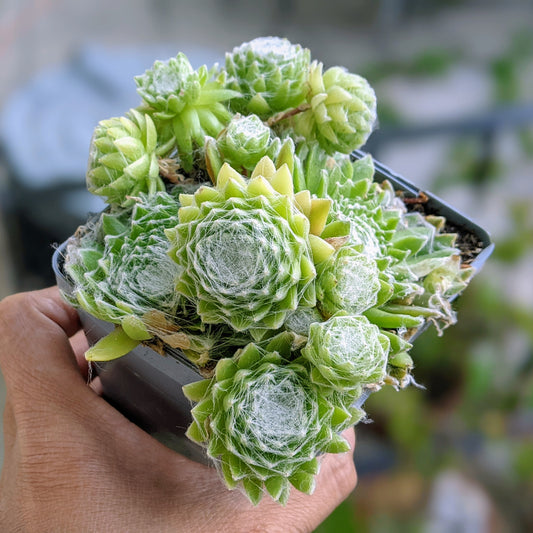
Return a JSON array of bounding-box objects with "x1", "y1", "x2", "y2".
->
[{"x1": 0, "y1": 287, "x2": 357, "y2": 533}]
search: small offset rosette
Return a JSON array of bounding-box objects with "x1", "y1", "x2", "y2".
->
[
  {"x1": 86, "y1": 109, "x2": 164, "y2": 208},
  {"x1": 290, "y1": 62, "x2": 377, "y2": 155},
  {"x1": 135, "y1": 52, "x2": 239, "y2": 172},
  {"x1": 225, "y1": 36, "x2": 311, "y2": 119},
  {"x1": 301, "y1": 315, "x2": 390, "y2": 396}
]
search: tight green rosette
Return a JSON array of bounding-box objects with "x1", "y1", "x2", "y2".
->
[
  {"x1": 208, "y1": 114, "x2": 274, "y2": 174},
  {"x1": 166, "y1": 159, "x2": 319, "y2": 336},
  {"x1": 302, "y1": 315, "x2": 390, "y2": 393},
  {"x1": 284, "y1": 306, "x2": 324, "y2": 336},
  {"x1": 378, "y1": 212, "x2": 476, "y2": 333},
  {"x1": 87, "y1": 109, "x2": 165, "y2": 208},
  {"x1": 225, "y1": 37, "x2": 311, "y2": 119},
  {"x1": 64, "y1": 192, "x2": 182, "y2": 360},
  {"x1": 183, "y1": 341, "x2": 362, "y2": 505},
  {"x1": 289, "y1": 61, "x2": 377, "y2": 154},
  {"x1": 316, "y1": 245, "x2": 392, "y2": 318},
  {"x1": 135, "y1": 53, "x2": 239, "y2": 172}
]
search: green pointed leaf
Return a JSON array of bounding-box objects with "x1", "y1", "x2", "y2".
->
[
  {"x1": 85, "y1": 326, "x2": 140, "y2": 361},
  {"x1": 242, "y1": 477, "x2": 264, "y2": 505},
  {"x1": 182, "y1": 379, "x2": 211, "y2": 402},
  {"x1": 289, "y1": 472, "x2": 316, "y2": 494}
]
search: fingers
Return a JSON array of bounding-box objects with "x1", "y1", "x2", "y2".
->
[
  {"x1": 89, "y1": 375, "x2": 104, "y2": 395},
  {"x1": 314, "y1": 427, "x2": 358, "y2": 502},
  {"x1": 25, "y1": 286, "x2": 81, "y2": 337},
  {"x1": 0, "y1": 287, "x2": 86, "y2": 393},
  {"x1": 2, "y1": 398, "x2": 17, "y2": 452},
  {"x1": 69, "y1": 330, "x2": 105, "y2": 395},
  {"x1": 69, "y1": 329, "x2": 90, "y2": 378}
]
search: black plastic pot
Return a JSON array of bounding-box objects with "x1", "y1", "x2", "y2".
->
[{"x1": 52, "y1": 153, "x2": 494, "y2": 465}]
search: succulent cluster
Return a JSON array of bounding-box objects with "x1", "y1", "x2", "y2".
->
[
  {"x1": 63, "y1": 37, "x2": 478, "y2": 505},
  {"x1": 184, "y1": 339, "x2": 362, "y2": 504}
]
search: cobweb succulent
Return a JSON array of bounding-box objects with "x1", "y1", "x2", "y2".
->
[
  {"x1": 165, "y1": 156, "x2": 348, "y2": 338},
  {"x1": 135, "y1": 53, "x2": 239, "y2": 172},
  {"x1": 301, "y1": 315, "x2": 390, "y2": 394},
  {"x1": 64, "y1": 191, "x2": 183, "y2": 359},
  {"x1": 59, "y1": 36, "x2": 487, "y2": 507},
  {"x1": 183, "y1": 340, "x2": 363, "y2": 504},
  {"x1": 205, "y1": 113, "x2": 277, "y2": 176},
  {"x1": 225, "y1": 37, "x2": 311, "y2": 119},
  {"x1": 87, "y1": 109, "x2": 167, "y2": 208},
  {"x1": 316, "y1": 244, "x2": 391, "y2": 318}
]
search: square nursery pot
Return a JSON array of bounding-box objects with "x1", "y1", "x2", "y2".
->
[{"x1": 52, "y1": 152, "x2": 494, "y2": 465}]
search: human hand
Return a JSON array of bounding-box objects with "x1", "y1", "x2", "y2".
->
[{"x1": 0, "y1": 287, "x2": 357, "y2": 533}]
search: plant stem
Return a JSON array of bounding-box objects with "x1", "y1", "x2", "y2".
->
[{"x1": 266, "y1": 103, "x2": 311, "y2": 127}]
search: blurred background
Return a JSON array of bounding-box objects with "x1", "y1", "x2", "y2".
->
[{"x1": 1, "y1": 0, "x2": 532, "y2": 530}]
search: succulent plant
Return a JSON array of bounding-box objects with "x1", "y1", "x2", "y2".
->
[
  {"x1": 155, "y1": 302, "x2": 252, "y2": 368},
  {"x1": 86, "y1": 109, "x2": 165, "y2": 208},
  {"x1": 135, "y1": 53, "x2": 239, "y2": 172},
  {"x1": 59, "y1": 37, "x2": 487, "y2": 507},
  {"x1": 183, "y1": 341, "x2": 363, "y2": 504},
  {"x1": 205, "y1": 113, "x2": 277, "y2": 176},
  {"x1": 166, "y1": 159, "x2": 321, "y2": 336},
  {"x1": 219, "y1": 114, "x2": 271, "y2": 167},
  {"x1": 316, "y1": 245, "x2": 392, "y2": 318},
  {"x1": 65, "y1": 191, "x2": 183, "y2": 359},
  {"x1": 301, "y1": 315, "x2": 390, "y2": 393},
  {"x1": 386, "y1": 350, "x2": 414, "y2": 388},
  {"x1": 305, "y1": 154, "x2": 463, "y2": 333},
  {"x1": 327, "y1": 158, "x2": 401, "y2": 260},
  {"x1": 289, "y1": 61, "x2": 377, "y2": 155},
  {"x1": 381, "y1": 212, "x2": 476, "y2": 333},
  {"x1": 225, "y1": 37, "x2": 311, "y2": 119},
  {"x1": 284, "y1": 306, "x2": 324, "y2": 336},
  {"x1": 290, "y1": 140, "x2": 342, "y2": 194}
]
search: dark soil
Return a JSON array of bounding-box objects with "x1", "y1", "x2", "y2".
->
[{"x1": 398, "y1": 191, "x2": 485, "y2": 266}]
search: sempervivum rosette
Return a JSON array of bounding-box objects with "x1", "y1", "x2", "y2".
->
[
  {"x1": 289, "y1": 61, "x2": 377, "y2": 155},
  {"x1": 225, "y1": 37, "x2": 311, "y2": 119},
  {"x1": 183, "y1": 340, "x2": 363, "y2": 505},
  {"x1": 87, "y1": 109, "x2": 165, "y2": 208},
  {"x1": 166, "y1": 156, "x2": 348, "y2": 337},
  {"x1": 301, "y1": 315, "x2": 390, "y2": 394},
  {"x1": 135, "y1": 53, "x2": 239, "y2": 172},
  {"x1": 316, "y1": 245, "x2": 392, "y2": 318},
  {"x1": 207, "y1": 114, "x2": 274, "y2": 174},
  {"x1": 326, "y1": 154, "x2": 474, "y2": 333},
  {"x1": 64, "y1": 191, "x2": 182, "y2": 359},
  {"x1": 380, "y1": 212, "x2": 476, "y2": 333}
]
